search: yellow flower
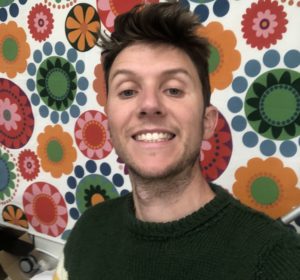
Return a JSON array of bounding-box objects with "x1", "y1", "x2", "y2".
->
[
  {"x1": 0, "y1": 21, "x2": 30, "y2": 78},
  {"x1": 65, "y1": 4, "x2": 100, "y2": 51},
  {"x1": 233, "y1": 157, "x2": 300, "y2": 218},
  {"x1": 198, "y1": 22, "x2": 241, "y2": 92},
  {"x1": 2, "y1": 205, "x2": 28, "y2": 229},
  {"x1": 37, "y1": 125, "x2": 77, "y2": 178}
]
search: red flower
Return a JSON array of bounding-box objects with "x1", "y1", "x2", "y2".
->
[
  {"x1": 242, "y1": 0, "x2": 287, "y2": 49},
  {"x1": 200, "y1": 112, "x2": 232, "y2": 181},
  {"x1": 27, "y1": 3, "x2": 54, "y2": 42},
  {"x1": 0, "y1": 78, "x2": 34, "y2": 149},
  {"x1": 18, "y1": 150, "x2": 40, "y2": 181}
]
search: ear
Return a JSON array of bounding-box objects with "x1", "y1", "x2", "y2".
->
[{"x1": 203, "y1": 105, "x2": 218, "y2": 140}]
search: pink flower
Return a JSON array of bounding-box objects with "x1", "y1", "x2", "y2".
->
[
  {"x1": 27, "y1": 3, "x2": 54, "y2": 42},
  {"x1": 242, "y1": 0, "x2": 287, "y2": 49},
  {"x1": 18, "y1": 150, "x2": 40, "y2": 181},
  {"x1": 23, "y1": 182, "x2": 68, "y2": 237},
  {"x1": 0, "y1": 97, "x2": 21, "y2": 131},
  {"x1": 75, "y1": 110, "x2": 113, "y2": 159},
  {"x1": 252, "y1": 9, "x2": 278, "y2": 38},
  {"x1": 34, "y1": 12, "x2": 49, "y2": 33}
]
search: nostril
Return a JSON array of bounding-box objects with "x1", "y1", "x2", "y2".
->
[{"x1": 139, "y1": 110, "x2": 162, "y2": 116}]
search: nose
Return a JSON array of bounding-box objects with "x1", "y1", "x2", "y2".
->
[{"x1": 138, "y1": 89, "x2": 165, "y2": 117}]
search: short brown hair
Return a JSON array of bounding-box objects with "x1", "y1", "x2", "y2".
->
[{"x1": 98, "y1": 2, "x2": 211, "y2": 107}]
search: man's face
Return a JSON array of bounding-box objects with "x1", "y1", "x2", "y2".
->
[{"x1": 106, "y1": 43, "x2": 217, "y2": 179}]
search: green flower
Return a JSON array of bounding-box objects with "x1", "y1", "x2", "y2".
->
[
  {"x1": 245, "y1": 69, "x2": 300, "y2": 140},
  {"x1": 0, "y1": 148, "x2": 16, "y2": 201},
  {"x1": 84, "y1": 184, "x2": 110, "y2": 208},
  {"x1": 36, "y1": 56, "x2": 77, "y2": 111},
  {"x1": 76, "y1": 174, "x2": 119, "y2": 213}
]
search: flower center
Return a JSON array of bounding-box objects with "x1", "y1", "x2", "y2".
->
[
  {"x1": 83, "y1": 121, "x2": 106, "y2": 149},
  {"x1": 34, "y1": 195, "x2": 57, "y2": 224},
  {"x1": 251, "y1": 176, "x2": 279, "y2": 205},
  {"x1": 80, "y1": 23, "x2": 88, "y2": 34},
  {"x1": 47, "y1": 140, "x2": 64, "y2": 162},
  {"x1": 38, "y1": 18, "x2": 45, "y2": 27},
  {"x1": 3, "y1": 37, "x2": 18, "y2": 62},
  {"x1": 260, "y1": 19, "x2": 270, "y2": 30},
  {"x1": 91, "y1": 193, "x2": 105, "y2": 205},
  {"x1": 3, "y1": 109, "x2": 11, "y2": 121},
  {"x1": 26, "y1": 161, "x2": 33, "y2": 169}
]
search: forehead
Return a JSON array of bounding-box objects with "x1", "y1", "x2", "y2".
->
[{"x1": 108, "y1": 43, "x2": 200, "y2": 82}]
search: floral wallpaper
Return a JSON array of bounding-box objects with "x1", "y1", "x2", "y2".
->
[{"x1": 0, "y1": 0, "x2": 300, "y2": 244}]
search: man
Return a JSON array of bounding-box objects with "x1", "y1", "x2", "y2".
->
[{"x1": 54, "y1": 3, "x2": 300, "y2": 279}]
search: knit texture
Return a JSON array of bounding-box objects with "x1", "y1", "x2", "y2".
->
[{"x1": 64, "y1": 184, "x2": 300, "y2": 280}]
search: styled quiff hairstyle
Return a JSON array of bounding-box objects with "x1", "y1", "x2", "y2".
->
[{"x1": 99, "y1": 2, "x2": 211, "y2": 107}]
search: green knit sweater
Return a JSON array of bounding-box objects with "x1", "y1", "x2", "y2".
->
[{"x1": 63, "y1": 184, "x2": 300, "y2": 279}]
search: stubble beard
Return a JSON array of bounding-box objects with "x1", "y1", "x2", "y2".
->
[{"x1": 117, "y1": 141, "x2": 202, "y2": 199}]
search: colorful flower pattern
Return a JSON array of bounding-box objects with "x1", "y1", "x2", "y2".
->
[
  {"x1": 2, "y1": 204, "x2": 28, "y2": 229},
  {"x1": 27, "y1": 3, "x2": 54, "y2": 42},
  {"x1": 0, "y1": 147, "x2": 18, "y2": 205},
  {"x1": 74, "y1": 110, "x2": 112, "y2": 160},
  {"x1": 245, "y1": 69, "x2": 300, "y2": 140},
  {"x1": 229, "y1": 49, "x2": 300, "y2": 158},
  {"x1": 93, "y1": 63, "x2": 107, "y2": 107},
  {"x1": 0, "y1": 21, "x2": 30, "y2": 78},
  {"x1": 65, "y1": 3, "x2": 100, "y2": 52},
  {"x1": 18, "y1": 149, "x2": 40, "y2": 181},
  {"x1": 26, "y1": 41, "x2": 88, "y2": 124},
  {"x1": 233, "y1": 157, "x2": 300, "y2": 219},
  {"x1": 242, "y1": 0, "x2": 288, "y2": 49},
  {"x1": 200, "y1": 112, "x2": 232, "y2": 181},
  {"x1": 65, "y1": 160, "x2": 123, "y2": 220},
  {"x1": 197, "y1": 21, "x2": 241, "y2": 92},
  {"x1": 0, "y1": 78, "x2": 34, "y2": 149},
  {"x1": 37, "y1": 125, "x2": 77, "y2": 178},
  {"x1": 0, "y1": 0, "x2": 300, "y2": 241},
  {"x1": 96, "y1": 0, "x2": 159, "y2": 32},
  {"x1": 23, "y1": 182, "x2": 68, "y2": 237}
]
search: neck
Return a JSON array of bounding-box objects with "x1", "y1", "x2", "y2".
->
[{"x1": 130, "y1": 164, "x2": 215, "y2": 223}]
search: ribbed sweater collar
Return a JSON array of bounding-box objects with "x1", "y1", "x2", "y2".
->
[{"x1": 123, "y1": 184, "x2": 233, "y2": 240}]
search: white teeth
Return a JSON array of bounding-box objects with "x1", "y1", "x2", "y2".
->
[{"x1": 135, "y1": 132, "x2": 173, "y2": 142}]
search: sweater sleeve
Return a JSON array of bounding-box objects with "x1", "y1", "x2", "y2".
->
[{"x1": 256, "y1": 231, "x2": 300, "y2": 280}]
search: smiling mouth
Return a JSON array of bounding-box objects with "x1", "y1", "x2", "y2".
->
[{"x1": 133, "y1": 132, "x2": 175, "y2": 143}]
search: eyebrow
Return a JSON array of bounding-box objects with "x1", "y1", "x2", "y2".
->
[{"x1": 109, "y1": 68, "x2": 194, "y2": 83}]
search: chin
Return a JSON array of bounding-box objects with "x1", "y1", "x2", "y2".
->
[{"x1": 128, "y1": 162, "x2": 187, "y2": 180}]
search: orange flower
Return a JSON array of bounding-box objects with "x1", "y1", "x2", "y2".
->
[
  {"x1": 2, "y1": 205, "x2": 28, "y2": 229},
  {"x1": 197, "y1": 22, "x2": 241, "y2": 92},
  {"x1": 0, "y1": 21, "x2": 30, "y2": 78},
  {"x1": 66, "y1": 4, "x2": 100, "y2": 51},
  {"x1": 233, "y1": 157, "x2": 300, "y2": 218},
  {"x1": 93, "y1": 63, "x2": 107, "y2": 107},
  {"x1": 37, "y1": 125, "x2": 77, "y2": 178}
]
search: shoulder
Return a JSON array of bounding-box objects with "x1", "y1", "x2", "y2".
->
[
  {"x1": 64, "y1": 193, "x2": 131, "y2": 248},
  {"x1": 214, "y1": 185, "x2": 300, "y2": 278},
  {"x1": 255, "y1": 228, "x2": 300, "y2": 279},
  {"x1": 213, "y1": 184, "x2": 299, "y2": 246}
]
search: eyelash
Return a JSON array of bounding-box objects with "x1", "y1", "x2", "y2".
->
[
  {"x1": 119, "y1": 89, "x2": 136, "y2": 98},
  {"x1": 165, "y1": 88, "x2": 184, "y2": 97},
  {"x1": 117, "y1": 86, "x2": 184, "y2": 99}
]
